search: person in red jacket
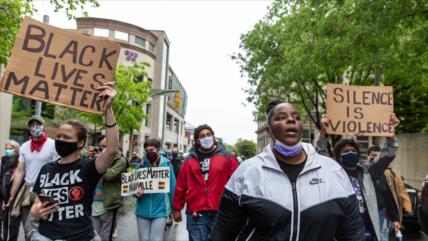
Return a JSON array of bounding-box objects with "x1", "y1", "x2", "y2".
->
[{"x1": 172, "y1": 124, "x2": 238, "y2": 241}]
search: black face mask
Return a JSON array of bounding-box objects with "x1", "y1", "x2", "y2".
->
[{"x1": 55, "y1": 139, "x2": 78, "y2": 157}]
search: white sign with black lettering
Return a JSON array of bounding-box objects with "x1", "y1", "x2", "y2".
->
[{"x1": 121, "y1": 167, "x2": 170, "y2": 196}]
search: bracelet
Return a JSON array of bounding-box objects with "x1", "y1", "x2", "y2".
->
[{"x1": 105, "y1": 122, "x2": 117, "y2": 128}]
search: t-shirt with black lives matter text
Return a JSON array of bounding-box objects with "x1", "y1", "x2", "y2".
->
[{"x1": 33, "y1": 158, "x2": 103, "y2": 241}]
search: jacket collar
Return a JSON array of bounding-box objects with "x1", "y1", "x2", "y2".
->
[{"x1": 259, "y1": 143, "x2": 321, "y2": 175}]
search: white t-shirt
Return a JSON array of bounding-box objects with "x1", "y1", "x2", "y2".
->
[{"x1": 19, "y1": 138, "x2": 59, "y2": 186}]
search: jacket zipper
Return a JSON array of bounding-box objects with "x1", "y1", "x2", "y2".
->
[{"x1": 291, "y1": 181, "x2": 298, "y2": 241}]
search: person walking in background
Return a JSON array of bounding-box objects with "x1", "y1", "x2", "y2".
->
[
  {"x1": 209, "y1": 101, "x2": 364, "y2": 241},
  {"x1": 2, "y1": 116, "x2": 59, "y2": 241},
  {"x1": 316, "y1": 114, "x2": 400, "y2": 241},
  {"x1": 91, "y1": 135, "x2": 127, "y2": 241},
  {"x1": 129, "y1": 152, "x2": 141, "y2": 169},
  {"x1": 419, "y1": 174, "x2": 428, "y2": 234},
  {"x1": 170, "y1": 147, "x2": 183, "y2": 178},
  {"x1": 0, "y1": 140, "x2": 21, "y2": 241},
  {"x1": 134, "y1": 138, "x2": 176, "y2": 241},
  {"x1": 367, "y1": 146, "x2": 401, "y2": 241},
  {"x1": 173, "y1": 124, "x2": 238, "y2": 241}
]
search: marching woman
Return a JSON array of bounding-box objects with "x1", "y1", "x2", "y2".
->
[
  {"x1": 209, "y1": 100, "x2": 364, "y2": 241},
  {"x1": 30, "y1": 82, "x2": 119, "y2": 241}
]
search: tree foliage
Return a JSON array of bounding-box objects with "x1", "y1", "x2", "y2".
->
[
  {"x1": 235, "y1": 138, "x2": 256, "y2": 159},
  {"x1": 235, "y1": 0, "x2": 428, "y2": 133},
  {"x1": 0, "y1": 0, "x2": 99, "y2": 65},
  {"x1": 79, "y1": 62, "x2": 152, "y2": 135}
]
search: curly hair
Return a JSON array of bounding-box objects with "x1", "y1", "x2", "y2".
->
[{"x1": 332, "y1": 138, "x2": 360, "y2": 160}]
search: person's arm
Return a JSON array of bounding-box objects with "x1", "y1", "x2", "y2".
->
[
  {"x1": 316, "y1": 115, "x2": 332, "y2": 158},
  {"x1": 172, "y1": 162, "x2": 188, "y2": 222},
  {"x1": 95, "y1": 82, "x2": 119, "y2": 174},
  {"x1": 102, "y1": 157, "x2": 126, "y2": 182},
  {"x1": 169, "y1": 162, "x2": 176, "y2": 209},
  {"x1": 30, "y1": 196, "x2": 58, "y2": 221},
  {"x1": 367, "y1": 114, "x2": 399, "y2": 180},
  {"x1": 335, "y1": 194, "x2": 365, "y2": 241},
  {"x1": 4, "y1": 161, "x2": 25, "y2": 208},
  {"x1": 228, "y1": 155, "x2": 239, "y2": 178},
  {"x1": 208, "y1": 189, "x2": 248, "y2": 241}
]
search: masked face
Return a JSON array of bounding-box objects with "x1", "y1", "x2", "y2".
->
[
  {"x1": 30, "y1": 125, "x2": 44, "y2": 138},
  {"x1": 146, "y1": 151, "x2": 158, "y2": 163},
  {"x1": 340, "y1": 152, "x2": 360, "y2": 167},
  {"x1": 199, "y1": 136, "x2": 214, "y2": 150},
  {"x1": 5, "y1": 149, "x2": 16, "y2": 158},
  {"x1": 55, "y1": 139, "x2": 78, "y2": 157}
]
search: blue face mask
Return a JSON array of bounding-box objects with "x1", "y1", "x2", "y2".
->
[
  {"x1": 340, "y1": 152, "x2": 360, "y2": 167},
  {"x1": 172, "y1": 152, "x2": 178, "y2": 158},
  {"x1": 273, "y1": 140, "x2": 303, "y2": 158},
  {"x1": 5, "y1": 149, "x2": 16, "y2": 157}
]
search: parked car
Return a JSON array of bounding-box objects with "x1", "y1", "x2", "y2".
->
[{"x1": 403, "y1": 183, "x2": 421, "y2": 232}]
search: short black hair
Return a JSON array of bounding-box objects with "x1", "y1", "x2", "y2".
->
[
  {"x1": 368, "y1": 145, "x2": 381, "y2": 155},
  {"x1": 333, "y1": 138, "x2": 360, "y2": 160},
  {"x1": 266, "y1": 100, "x2": 283, "y2": 125},
  {"x1": 97, "y1": 135, "x2": 106, "y2": 144},
  {"x1": 144, "y1": 137, "x2": 161, "y2": 149}
]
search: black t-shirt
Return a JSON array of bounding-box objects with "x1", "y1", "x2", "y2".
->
[
  {"x1": 33, "y1": 158, "x2": 103, "y2": 241},
  {"x1": 196, "y1": 151, "x2": 214, "y2": 181},
  {"x1": 276, "y1": 159, "x2": 306, "y2": 183}
]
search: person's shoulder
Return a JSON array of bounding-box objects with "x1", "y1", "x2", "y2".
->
[
  {"x1": 39, "y1": 160, "x2": 59, "y2": 172},
  {"x1": 20, "y1": 140, "x2": 31, "y2": 151}
]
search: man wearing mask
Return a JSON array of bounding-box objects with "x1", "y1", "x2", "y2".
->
[
  {"x1": 91, "y1": 135, "x2": 127, "y2": 241},
  {"x1": 173, "y1": 124, "x2": 238, "y2": 241},
  {"x1": 170, "y1": 147, "x2": 182, "y2": 178},
  {"x1": 129, "y1": 152, "x2": 141, "y2": 168},
  {"x1": 2, "y1": 116, "x2": 59, "y2": 241}
]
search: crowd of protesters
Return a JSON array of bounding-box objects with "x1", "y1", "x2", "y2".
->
[{"x1": 0, "y1": 96, "x2": 426, "y2": 241}]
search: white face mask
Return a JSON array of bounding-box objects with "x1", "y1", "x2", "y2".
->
[{"x1": 199, "y1": 136, "x2": 214, "y2": 150}]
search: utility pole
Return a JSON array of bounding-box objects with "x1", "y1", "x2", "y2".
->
[{"x1": 34, "y1": 14, "x2": 49, "y2": 116}]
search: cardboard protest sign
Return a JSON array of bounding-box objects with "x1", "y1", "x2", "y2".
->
[
  {"x1": 0, "y1": 17, "x2": 120, "y2": 114},
  {"x1": 121, "y1": 167, "x2": 170, "y2": 196},
  {"x1": 326, "y1": 83, "x2": 394, "y2": 137}
]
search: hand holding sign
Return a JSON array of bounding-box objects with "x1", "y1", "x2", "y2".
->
[
  {"x1": 98, "y1": 82, "x2": 116, "y2": 109},
  {"x1": 135, "y1": 187, "x2": 144, "y2": 197},
  {"x1": 326, "y1": 84, "x2": 395, "y2": 137}
]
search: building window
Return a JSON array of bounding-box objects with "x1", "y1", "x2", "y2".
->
[
  {"x1": 94, "y1": 28, "x2": 109, "y2": 37},
  {"x1": 166, "y1": 114, "x2": 172, "y2": 131},
  {"x1": 168, "y1": 76, "x2": 173, "y2": 89},
  {"x1": 147, "y1": 77, "x2": 153, "y2": 84},
  {"x1": 114, "y1": 30, "x2": 129, "y2": 41},
  {"x1": 145, "y1": 103, "x2": 151, "y2": 127},
  {"x1": 149, "y1": 43, "x2": 155, "y2": 52},
  {"x1": 174, "y1": 119, "x2": 179, "y2": 133},
  {"x1": 135, "y1": 36, "x2": 146, "y2": 47}
]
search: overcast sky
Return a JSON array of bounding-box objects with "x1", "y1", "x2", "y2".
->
[{"x1": 32, "y1": 0, "x2": 272, "y2": 145}]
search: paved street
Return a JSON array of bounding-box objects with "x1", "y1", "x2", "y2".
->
[{"x1": 16, "y1": 198, "x2": 428, "y2": 241}]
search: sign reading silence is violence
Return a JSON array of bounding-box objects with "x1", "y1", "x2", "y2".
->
[
  {"x1": 0, "y1": 17, "x2": 120, "y2": 114},
  {"x1": 326, "y1": 83, "x2": 394, "y2": 137}
]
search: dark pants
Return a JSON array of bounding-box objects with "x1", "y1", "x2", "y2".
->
[
  {"x1": 186, "y1": 211, "x2": 217, "y2": 241},
  {"x1": 0, "y1": 212, "x2": 21, "y2": 241}
]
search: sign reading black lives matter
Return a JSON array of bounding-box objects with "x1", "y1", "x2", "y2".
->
[
  {"x1": 0, "y1": 17, "x2": 120, "y2": 114},
  {"x1": 121, "y1": 167, "x2": 170, "y2": 196},
  {"x1": 326, "y1": 84, "x2": 394, "y2": 137}
]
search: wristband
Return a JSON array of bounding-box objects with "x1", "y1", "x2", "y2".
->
[{"x1": 105, "y1": 122, "x2": 117, "y2": 128}]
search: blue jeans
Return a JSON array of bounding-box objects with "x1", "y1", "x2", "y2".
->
[
  {"x1": 186, "y1": 211, "x2": 217, "y2": 241},
  {"x1": 136, "y1": 217, "x2": 167, "y2": 241},
  {"x1": 379, "y1": 209, "x2": 390, "y2": 241}
]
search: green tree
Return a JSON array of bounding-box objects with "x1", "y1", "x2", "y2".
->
[
  {"x1": 235, "y1": 139, "x2": 256, "y2": 159},
  {"x1": 235, "y1": 0, "x2": 428, "y2": 133},
  {"x1": 0, "y1": 0, "x2": 99, "y2": 65},
  {"x1": 54, "y1": 62, "x2": 151, "y2": 152}
]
